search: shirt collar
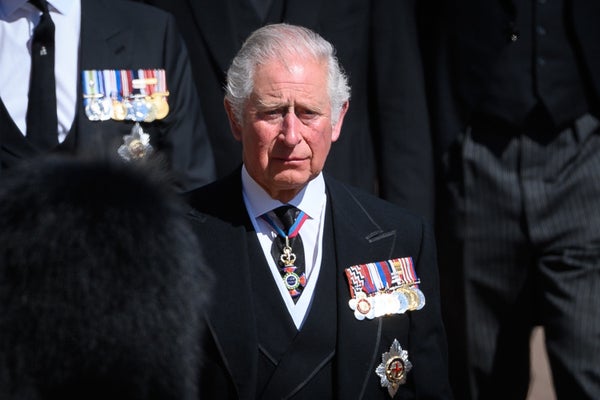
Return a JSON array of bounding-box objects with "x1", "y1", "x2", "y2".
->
[
  {"x1": 0, "y1": 0, "x2": 28, "y2": 17},
  {"x1": 45, "y1": 0, "x2": 75, "y2": 15},
  {"x1": 1, "y1": 0, "x2": 76, "y2": 18},
  {"x1": 241, "y1": 165, "x2": 326, "y2": 220}
]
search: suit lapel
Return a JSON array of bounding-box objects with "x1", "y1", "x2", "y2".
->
[
  {"x1": 80, "y1": 0, "x2": 134, "y2": 68},
  {"x1": 187, "y1": 1, "x2": 244, "y2": 75},
  {"x1": 208, "y1": 223, "x2": 258, "y2": 399},
  {"x1": 187, "y1": 0, "x2": 325, "y2": 76},
  {"x1": 326, "y1": 178, "x2": 397, "y2": 399},
  {"x1": 189, "y1": 173, "x2": 259, "y2": 399}
]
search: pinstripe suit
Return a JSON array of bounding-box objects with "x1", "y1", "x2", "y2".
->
[{"x1": 421, "y1": 0, "x2": 600, "y2": 399}]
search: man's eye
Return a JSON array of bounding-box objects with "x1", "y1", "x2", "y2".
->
[
  {"x1": 260, "y1": 109, "x2": 283, "y2": 119},
  {"x1": 297, "y1": 109, "x2": 318, "y2": 119}
]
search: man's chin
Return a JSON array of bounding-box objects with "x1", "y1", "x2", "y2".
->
[{"x1": 271, "y1": 168, "x2": 316, "y2": 186}]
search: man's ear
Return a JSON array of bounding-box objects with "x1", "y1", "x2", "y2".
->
[
  {"x1": 331, "y1": 101, "x2": 349, "y2": 143},
  {"x1": 224, "y1": 99, "x2": 243, "y2": 142}
]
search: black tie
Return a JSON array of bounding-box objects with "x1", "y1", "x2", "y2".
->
[
  {"x1": 270, "y1": 205, "x2": 306, "y2": 302},
  {"x1": 26, "y1": 0, "x2": 58, "y2": 149}
]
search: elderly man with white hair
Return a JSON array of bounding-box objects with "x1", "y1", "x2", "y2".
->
[{"x1": 186, "y1": 23, "x2": 451, "y2": 400}]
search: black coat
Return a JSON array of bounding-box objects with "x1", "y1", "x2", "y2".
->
[
  {"x1": 0, "y1": 0, "x2": 216, "y2": 191},
  {"x1": 185, "y1": 170, "x2": 451, "y2": 399}
]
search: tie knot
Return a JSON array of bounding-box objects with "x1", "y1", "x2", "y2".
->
[
  {"x1": 30, "y1": 0, "x2": 49, "y2": 13},
  {"x1": 273, "y1": 205, "x2": 298, "y2": 231}
]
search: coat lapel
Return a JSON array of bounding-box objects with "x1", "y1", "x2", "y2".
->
[
  {"x1": 80, "y1": 0, "x2": 134, "y2": 68},
  {"x1": 188, "y1": 172, "x2": 259, "y2": 399},
  {"x1": 187, "y1": 0, "x2": 325, "y2": 76},
  {"x1": 207, "y1": 223, "x2": 258, "y2": 399},
  {"x1": 187, "y1": 0, "x2": 242, "y2": 75},
  {"x1": 326, "y1": 178, "x2": 398, "y2": 399}
]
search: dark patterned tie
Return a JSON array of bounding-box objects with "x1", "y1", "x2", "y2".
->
[
  {"x1": 270, "y1": 205, "x2": 306, "y2": 302},
  {"x1": 26, "y1": 0, "x2": 58, "y2": 149}
]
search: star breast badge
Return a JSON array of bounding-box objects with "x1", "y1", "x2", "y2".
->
[
  {"x1": 375, "y1": 339, "x2": 412, "y2": 397},
  {"x1": 118, "y1": 123, "x2": 154, "y2": 161}
]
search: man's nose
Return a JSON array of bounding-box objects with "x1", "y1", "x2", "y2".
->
[{"x1": 280, "y1": 112, "x2": 301, "y2": 145}]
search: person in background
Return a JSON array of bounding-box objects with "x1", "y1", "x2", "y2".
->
[
  {"x1": 0, "y1": 156, "x2": 211, "y2": 399},
  {"x1": 419, "y1": 0, "x2": 600, "y2": 398},
  {"x1": 185, "y1": 23, "x2": 451, "y2": 399},
  {"x1": 0, "y1": 0, "x2": 216, "y2": 191},
  {"x1": 132, "y1": 0, "x2": 434, "y2": 221}
]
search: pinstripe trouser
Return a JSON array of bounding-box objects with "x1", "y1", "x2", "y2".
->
[{"x1": 438, "y1": 112, "x2": 600, "y2": 400}]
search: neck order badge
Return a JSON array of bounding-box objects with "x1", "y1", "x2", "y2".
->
[{"x1": 263, "y1": 206, "x2": 309, "y2": 302}]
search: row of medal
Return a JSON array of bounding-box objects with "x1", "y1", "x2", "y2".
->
[
  {"x1": 345, "y1": 257, "x2": 426, "y2": 320},
  {"x1": 82, "y1": 69, "x2": 170, "y2": 123}
]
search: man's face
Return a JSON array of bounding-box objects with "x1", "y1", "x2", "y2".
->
[{"x1": 226, "y1": 54, "x2": 348, "y2": 202}]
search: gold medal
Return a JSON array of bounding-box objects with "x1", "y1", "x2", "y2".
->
[
  {"x1": 357, "y1": 296, "x2": 372, "y2": 315},
  {"x1": 414, "y1": 287, "x2": 426, "y2": 310},
  {"x1": 111, "y1": 99, "x2": 127, "y2": 121},
  {"x1": 152, "y1": 93, "x2": 170, "y2": 120},
  {"x1": 400, "y1": 287, "x2": 419, "y2": 311},
  {"x1": 143, "y1": 97, "x2": 158, "y2": 122}
]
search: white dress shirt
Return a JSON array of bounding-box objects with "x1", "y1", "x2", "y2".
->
[
  {"x1": 0, "y1": 0, "x2": 80, "y2": 142},
  {"x1": 241, "y1": 166, "x2": 327, "y2": 329}
]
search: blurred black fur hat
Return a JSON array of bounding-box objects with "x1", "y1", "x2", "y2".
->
[{"x1": 0, "y1": 156, "x2": 210, "y2": 400}]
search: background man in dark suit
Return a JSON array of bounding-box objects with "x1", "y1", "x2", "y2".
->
[
  {"x1": 419, "y1": 0, "x2": 600, "y2": 398},
  {"x1": 0, "y1": 156, "x2": 211, "y2": 399},
  {"x1": 133, "y1": 0, "x2": 434, "y2": 221},
  {"x1": 0, "y1": 0, "x2": 215, "y2": 191},
  {"x1": 186, "y1": 23, "x2": 451, "y2": 399}
]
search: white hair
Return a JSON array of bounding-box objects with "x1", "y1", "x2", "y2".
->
[{"x1": 225, "y1": 23, "x2": 350, "y2": 125}]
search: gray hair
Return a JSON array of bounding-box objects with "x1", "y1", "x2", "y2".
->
[{"x1": 225, "y1": 23, "x2": 350, "y2": 125}]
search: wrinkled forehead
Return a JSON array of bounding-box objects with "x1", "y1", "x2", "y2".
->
[
  {"x1": 256, "y1": 47, "x2": 326, "y2": 71},
  {"x1": 252, "y1": 56, "x2": 328, "y2": 94}
]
